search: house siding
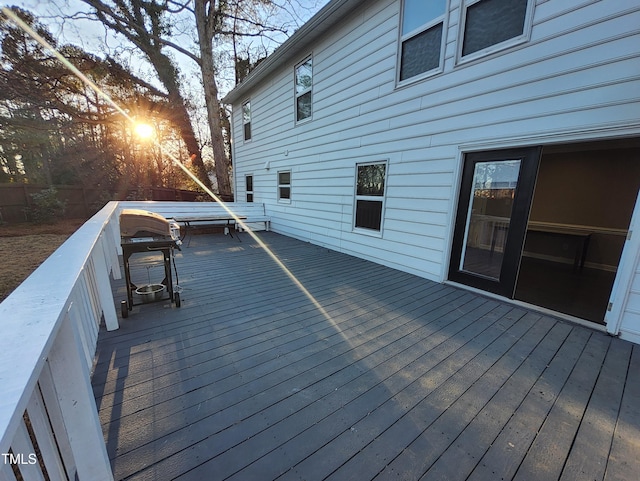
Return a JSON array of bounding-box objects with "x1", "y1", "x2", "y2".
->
[
  {"x1": 229, "y1": 0, "x2": 640, "y2": 335},
  {"x1": 621, "y1": 260, "x2": 640, "y2": 343}
]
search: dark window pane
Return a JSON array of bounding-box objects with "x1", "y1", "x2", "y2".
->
[
  {"x1": 357, "y1": 164, "x2": 386, "y2": 196},
  {"x1": 246, "y1": 193, "x2": 254, "y2": 202},
  {"x1": 278, "y1": 171, "x2": 291, "y2": 185},
  {"x1": 400, "y1": 23, "x2": 443, "y2": 81},
  {"x1": 462, "y1": 0, "x2": 528, "y2": 57},
  {"x1": 296, "y1": 91, "x2": 312, "y2": 121},
  {"x1": 246, "y1": 175, "x2": 253, "y2": 191},
  {"x1": 279, "y1": 187, "x2": 291, "y2": 200},
  {"x1": 355, "y1": 200, "x2": 383, "y2": 231},
  {"x1": 244, "y1": 122, "x2": 251, "y2": 141}
]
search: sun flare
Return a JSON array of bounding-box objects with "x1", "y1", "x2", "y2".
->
[{"x1": 133, "y1": 121, "x2": 154, "y2": 140}]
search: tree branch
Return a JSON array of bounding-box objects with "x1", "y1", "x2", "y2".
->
[{"x1": 80, "y1": 0, "x2": 201, "y2": 64}]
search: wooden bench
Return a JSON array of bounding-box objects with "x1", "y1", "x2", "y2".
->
[
  {"x1": 116, "y1": 202, "x2": 271, "y2": 241},
  {"x1": 174, "y1": 215, "x2": 245, "y2": 243},
  {"x1": 232, "y1": 204, "x2": 271, "y2": 233}
]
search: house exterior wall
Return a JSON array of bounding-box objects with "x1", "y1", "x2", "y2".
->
[
  {"x1": 619, "y1": 241, "x2": 640, "y2": 343},
  {"x1": 228, "y1": 0, "x2": 640, "y2": 339},
  {"x1": 608, "y1": 192, "x2": 640, "y2": 343}
]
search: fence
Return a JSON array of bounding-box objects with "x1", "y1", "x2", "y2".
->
[{"x1": 0, "y1": 184, "x2": 215, "y2": 223}]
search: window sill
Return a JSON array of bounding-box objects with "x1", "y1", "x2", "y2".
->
[
  {"x1": 353, "y1": 226, "x2": 383, "y2": 238},
  {"x1": 456, "y1": 35, "x2": 529, "y2": 67},
  {"x1": 396, "y1": 66, "x2": 444, "y2": 90}
]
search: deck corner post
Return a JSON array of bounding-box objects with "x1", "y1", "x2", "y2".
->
[
  {"x1": 103, "y1": 221, "x2": 122, "y2": 281},
  {"x1": 47, "y1": 316, "x2": 114, "y2": 481},
  {"x1": 94, "y1": 234, "x2": 119, "y2": 331}
]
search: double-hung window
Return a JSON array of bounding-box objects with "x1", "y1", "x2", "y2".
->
[
  {"x1": 460, "y1": 0, "x2": 532, "y2": 60},
  {"x1": 278, "y1": 170, "x2": 291, "y2": 202},
  {"x1": 246, "y1": 174, "x2": 253, "y2": 202},
  {"x1": 242, "y1": 100, "x2": 251, "y2": 141},
  {"x1": 399, "y1": 0, "x2": 447, "y2": 82},
  {"x1": 354, "y1": 162, "x2": 387, "y2": 233},
  {"x1": 295, "y1": 57, "x2": 312, "y2": 122}
]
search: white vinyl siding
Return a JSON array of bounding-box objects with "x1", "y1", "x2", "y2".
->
[
  {"x1": 617, "y1": 250, "x2": 640, "y2": 344},
  {"x1": 612, "y1": 191, "x2": 640, "y2": 343},
  {"x1": 230, "y1": 0, "x2": 640, "y2": 282}
]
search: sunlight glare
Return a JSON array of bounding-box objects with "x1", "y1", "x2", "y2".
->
[
  {"x1": 134, "y1": 122, "x2": 155, "y2": 140},
  {"x1": 2, "y1": 6, "x2": 347, "y2": 344}
]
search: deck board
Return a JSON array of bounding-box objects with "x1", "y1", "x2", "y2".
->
[
  {"x1": 559, "y1": 338, "x2": 632, "y2": 481},
  {"x1": 511, "y1": 332, "x2": 612, "y2": 481},
  {"x1": 92, "y1": 232, "x2": 640, "y2": 481},
  {"x1": 604, "y1": 344, "x2": 640, "y2": 481}
]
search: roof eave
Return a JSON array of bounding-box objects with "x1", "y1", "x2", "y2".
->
[{"x1": 221, "y1": 0, "x2": 366, "y2": 105}]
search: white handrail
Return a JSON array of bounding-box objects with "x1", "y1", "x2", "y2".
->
[
  {"x1": 0, "y1": 201, "x2": 121, "y2": 480},
  {"x1": 0, "y1": 200, "x2": 271, "y2": 479}
]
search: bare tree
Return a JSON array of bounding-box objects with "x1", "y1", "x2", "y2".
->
[
  {"x1": 75, "y1": 0, "x2": 324, "y2": 198},
  {"x1": 189, "y1": 0, "x2": 307, "y2": 196},
  {"x1": 193, "y1": 0, "x2": 232, "y2": 198},
  {"x1": 79, "y1": 0, "x2": 214, "y2": 190}
]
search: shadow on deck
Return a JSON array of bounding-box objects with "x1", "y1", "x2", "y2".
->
[{"x1": 92, "y1": 232, "x2": 639, "y2": 481}]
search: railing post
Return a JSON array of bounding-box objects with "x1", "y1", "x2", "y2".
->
[
  {"x1": 93, "y1": 233, "x2": 119, "y2": 331},
  {"x1": 103, "y1": 220, "x2": 122, "y2": 280},
  {"x1": 47, "y1": 313, "x2": 113, "y2": 481}
]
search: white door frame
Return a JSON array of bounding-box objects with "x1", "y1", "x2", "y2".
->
[{"x1": 605, "y1": 187, "x2": 640, "y2": 338}]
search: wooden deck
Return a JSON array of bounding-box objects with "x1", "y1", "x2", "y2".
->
[{"x1": 92, "y1": 232, "x2": 639, "y2": 481}]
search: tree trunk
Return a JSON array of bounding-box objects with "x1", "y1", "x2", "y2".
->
[
  {"x1": 81, "y1": 0, "x2": 213, "y2": 191},
  {"x1": 194, "y1": 0, "x2": 232, "y2": 199},
  {"x1": 149, "y1": 49, "x2": 212, "y2": 190}
]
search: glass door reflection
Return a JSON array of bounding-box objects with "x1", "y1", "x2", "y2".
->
[{"x1": 460, "y1": 160, "x2": 521, "y2": 280}]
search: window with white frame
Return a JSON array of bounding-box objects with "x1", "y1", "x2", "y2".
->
[
  {"x1": 398, "y1": 0, "x2": 447, "y2": 82},
  {"x1": 246, "y1": 174, "x2": 254, "y2": 202},
  {"x1": 354, "y1": 162, "x2": 387, "y2": 232},
  {"x1": 278, "y1": 170, "x2": 291, "y2": 202},
  {"x1": 242, "y1": 100, "x2": 251, "y2": 141},
  {"x1": 295, "y1": 57, "x2": 312, "y2": 122},
  {"x1": 460, "y1": 0, "x2": 531, "y2": 59}
]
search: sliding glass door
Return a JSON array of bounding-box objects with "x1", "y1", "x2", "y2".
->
[{"x1": 449, "y1": 147, "x2": 541, "y2": 297}]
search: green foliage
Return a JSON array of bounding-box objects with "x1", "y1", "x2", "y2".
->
[{"x1": 28, "y1": 188, "x2": 66, "y2": 224}]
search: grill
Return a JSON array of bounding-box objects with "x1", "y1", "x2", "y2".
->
[{"x1": 119, "y1": 209, "x2": 182, "y2": 318}]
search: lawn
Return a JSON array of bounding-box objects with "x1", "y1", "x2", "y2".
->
[{"x1": 0, "y1": 219, "x2": 86, "y2": 302}]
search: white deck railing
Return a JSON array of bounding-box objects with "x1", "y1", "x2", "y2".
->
[
  {"x1": 0, "y1": 200, "x2": 272, "y2": 480},
  {"x1": 0, "y1": 201, "x2": 121, "y2": 481}
]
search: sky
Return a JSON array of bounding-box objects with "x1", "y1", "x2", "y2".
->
[{"x1": 11, "y1": 0, "x2": 328, "y2": 97}]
